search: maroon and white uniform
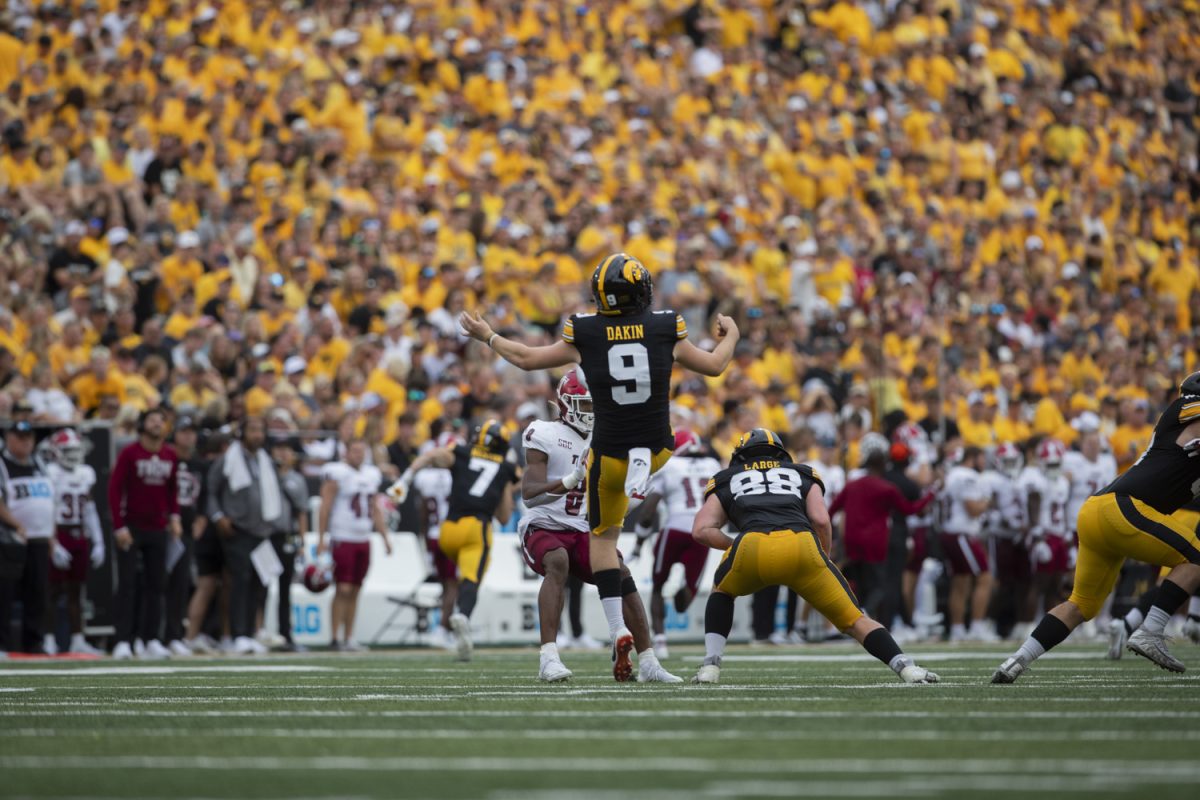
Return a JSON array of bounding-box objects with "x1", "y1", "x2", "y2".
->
[
  {"x1": 519, "y1": 418, "x2": 592, "y2": 581},
  {"x1": 1020, "y1": 465, "x2": 1072, "y2": 574},
  {"x1": 323, "y1": 460, "x2": 382, "y2": 586},
  {"x1": 414, "y1": 467, "x2": 455, "y2": 581},
  {"x1": 645, "y1": 450, "x2": 720, "y2": 595},
  {"x1": 1062, "y1": 449, "x2": 1117, "y2": 533},
  {"x1": 46, "y1": 461, "x2": 102, "y2": 583},
  {"x1": 939, "y1": 464, "x2": 992, "y2": 576}
]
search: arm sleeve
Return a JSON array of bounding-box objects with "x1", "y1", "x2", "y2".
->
[
  {"x1": 206, "y1": 457, "x2": 225, "y2": 521},
  {"x1": 890, "y1": 483, "x2": 936, "y2": 516},
  {"x1": 83, "y1": 499, "x2": 103, "y2": 545},
  {"x1": 107, "y1": 448, "x2": 128, "y2": 530},
  {"x1": 561, "y1": 315, "x2": 576, "y2": 343}
]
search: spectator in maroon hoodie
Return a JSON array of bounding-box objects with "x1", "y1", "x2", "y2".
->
[
  {"x1": 107, "y1": 408, "x2": 180, "y2": 659},
  {"x1": 830, "y1": 434, "x2": 935, "y2": 623}
]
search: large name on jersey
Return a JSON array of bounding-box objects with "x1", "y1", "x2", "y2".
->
[{"x1": 731, "y1": 467, "x2": 807, "y2": 498}]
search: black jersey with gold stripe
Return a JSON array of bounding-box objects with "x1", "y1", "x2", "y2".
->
[
  {"x1": 446, "y1": 444, "x2": 520, "y2": 521},
  {"x1": 1103, "y1": 397, "x2": 1200, "y2": 514},
  {"x1": 706, "y1": 459, "x2": 825, "y2": 535},
  {"x1": 563, "y1": 308, "x2": 686, "y2": 456}
]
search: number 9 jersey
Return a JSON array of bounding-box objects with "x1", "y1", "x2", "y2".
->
[
  {"x1": 563, "y1": 308, "x2": 687, "y2": 456},
  {"x1": 705, "y1": 460, "x2": 826, "y2": 535}
]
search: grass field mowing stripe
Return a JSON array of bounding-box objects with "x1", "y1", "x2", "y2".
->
[
  {"x1": 2, "y1": 755, "x2": 1198, "y2": 776},
  {"x1": 4, "y1": 726, "x2": 1200, "y2": 743}
]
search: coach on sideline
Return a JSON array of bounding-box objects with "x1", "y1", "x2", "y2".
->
[
  {"x1": 206, "y1": 416, "x2": 283, "y2": 656},
  {"x1": 108, "y1": 408, "x2": 182, "y2": 660}
]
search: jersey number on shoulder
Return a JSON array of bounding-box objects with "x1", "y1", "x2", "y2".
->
[
  {"x1": 608, "y1": 343, "x2": 651, "y2": 405},
  {"x1": 467, "y1": 457, "x2": 501, "y2": 497},
  {"x1": 730, "y1": 468, "x2": 806, "y2": 498}
]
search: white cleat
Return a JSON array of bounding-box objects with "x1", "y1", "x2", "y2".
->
[
  {"x1": 186, "y1": 636, "x2": 217, "y2": 655},
  {"x1": 967, "y1": 623, "x2": 1000, "y2": 643},
  {"x1": 1128, "y1": 629, "x2": 1186, "y2": 673},
  {"x1": 449, "y1": 613, "x2": 473, "y2": 662},
  {"x1": 637, "y1": 660, "x2": 684, "y2": 684},
  {"x1": 652, "y1": 634, "x2": 669, "y2": 661},
  {"x1": 692, "y1": 664, "x2": 721, "y2": 684},
  {"x1": 899, "y1": 664, "x2": 940, "y2": 684},
  {"x1": 43, "y1": 633, "x2": 58, "y2": 656},
  {"x1": 111, "y1": 641, "x2": 133, "y2": 660},
  {"x1": 538, "y1": 656, "x2": 573, "y2": 682},
  {"x1": 341, "y1": 639, "x2": 367, "y2": 653},
  {"x1": 68, "y1": 635, "x2": 103, "y2": 656},
  {"x1": 1106, "y1": 619, "x2": 1127, "y2": 660},
  {"x1": 428, "y1": 626, "x2": 455, "y2": 650},
  {"x1": 232, "y1": 636, "x2": 262, "y2": 656},
  {"x1": 991, "y1": 655, "x2": 1029, "y2": 684},
  {"x1": 219, "y1": 636, "x2": 235, "y2": 654},
  {"x1": 133, "y1": 638, "x2": 145, "y2": 658},
  {"x1": 1183, "y1": 618, "x2": 1200, "y2": 646},
  {"x1": 141, "y1": 639, "x2": 171, "y2": 660},
  {"x1": 168, "y1": 639, "x2": 193, "y2": 657},
  {"x1": 570, "y1": 633, "x2": 604, "y2": 651}
]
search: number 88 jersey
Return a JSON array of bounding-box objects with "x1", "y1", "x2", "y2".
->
[
  {"x1": 705, "y1": 460, "x2": 826, "y2": 535},
  {"x1": 563, "y1": 308, "x2": 687, "y2": 457}
]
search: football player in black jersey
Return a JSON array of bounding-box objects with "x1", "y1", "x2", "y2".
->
[
  {"x1": 994, "y1": 373, "x2": 1200, "y2": 683},
  {"x1": 691, "y1": 429, "x2": 939, "y2": 685},
  {"x1": 460, "y1": 253, "x2": 739, "y2": 677},
  {"x1": 390, "y1": 420, "x2": 520, "y2": 661}
]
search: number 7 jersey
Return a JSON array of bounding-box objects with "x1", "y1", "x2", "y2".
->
[
  {"x1": 706, "y1": 460, "x2": 826, "y2": 535},
  {"x1": 563, "y1": 307, "x2": 687, "y2": 456},
  {"x1": 447, "y1": 444, "x2": 520, "y2": 521}
]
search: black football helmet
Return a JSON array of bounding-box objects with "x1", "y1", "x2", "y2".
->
[
  {"x1": 730, "y1": 428, "x2": 791, "y2": 465},
  {"x1": 473, "y1": 419, "x2": 512, "y2": 456},
  {"x1": 1181, "y1": 371, "x2": 1200, "y2": 398},
  {"x1": 591, "y1": 253, "x2": 653, "y2": 315}
]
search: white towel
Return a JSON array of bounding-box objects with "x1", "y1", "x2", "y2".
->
[
  {"x1": 625, "y1": 447, "x2": 652, "y2": 500},
  {"x1": 224, "y1": 441, "x2": 282, "y2": 523}
]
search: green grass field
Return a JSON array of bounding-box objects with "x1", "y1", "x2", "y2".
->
[{"x1": 2, "y1": 643, "x2": 1199, "y2": 799}]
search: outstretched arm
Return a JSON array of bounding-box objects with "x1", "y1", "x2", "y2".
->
[
  {"x1": 459, "y1": 310, "x2": 579, "y2": 370},
  {"x1": 388, "y1": 447, "x2": 455, "y2": 502},
  {"x1": 674, "y1": 314, "x2": 740, "y2": 377}
]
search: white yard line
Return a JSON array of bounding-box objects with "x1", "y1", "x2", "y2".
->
[{"x1": 0, "y1": 665, "x2": 332, "y2": 677}]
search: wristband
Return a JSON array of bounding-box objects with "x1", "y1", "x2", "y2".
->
[
  {"x1": 487, "y1": 333, "x2": 499, "y2": 348},
  {"x1": 561, "y1": 471, "x2": 581, "y2": 490}
]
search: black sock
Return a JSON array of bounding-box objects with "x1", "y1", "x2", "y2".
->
[
  {"x1": 863, "y1": 628, "x2": 903, "y2": 666},
  {"x1": 594, "y1": 568, "x2": 622, "y2": 599},
  {"x1": 1152, "y1": 579, "x2": 1190, "y2": 617},
  {"x1": 1031, "y1": 614, "x2": 1071, "y2": 651},
  {"x1": 456, "y1": 580, "x2": 478, "y2": 618},
  {"x1": 704, "y1": 591, "x2": 735, "y2": 637},
  {"x1": 567, "y1": 575, "x2": 584, "y2": 638}
]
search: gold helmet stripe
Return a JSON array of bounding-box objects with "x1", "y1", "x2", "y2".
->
[{"x1": 596, "y1": 253, "x2": 622, "y2": 312}]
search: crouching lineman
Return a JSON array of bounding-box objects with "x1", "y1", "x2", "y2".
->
[
  {"x1": 44, "y1": 429, "x2": 104, "y2": 655},
  {"x1": 390, "y1": 420, "x2": 520, "y2": 661},
  {"x1": 692, "y1": 429, "x2": 939, "y2": 685},
  {"x1": 994, "y1": 373, "x2": 1200, "y2": 682},
  {"x1": 520, "y1": 371, "x2": 681, "y2": 683}
]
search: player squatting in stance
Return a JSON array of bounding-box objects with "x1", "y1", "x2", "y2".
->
[
  {"x1": 459, "y1": 253, "x2": 738, "y2": 679},
  {"x1": 994, "y1": 373, "x2": 1200, "y2": 682},
  {"x1": 519, "y1": 370, "x2": 680, "y2": 682},
  {"x1": 44, "y1": 429, "x2": 105, "y2": 655},
  {"x1": 692, "y1": 429, "x2": 939, "y2": 685},
  {"x1": 630, "y1": 429, "x2": 722, "y2": 660},
  {"x1": 317, "y1": 438, "x2": 392, "y2": 652},
  {"x1": 390, "y1": 421, "x2": 520, "y2": 661}
]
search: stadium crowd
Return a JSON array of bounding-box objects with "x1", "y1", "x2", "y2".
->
[{"x1": 0, "y1": 0, "x2": 1199, "y2": 655}]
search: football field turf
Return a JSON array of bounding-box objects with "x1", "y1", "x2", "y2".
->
[{"x1": 2, "y1": 644, "x2": 1199, "y2": 799}]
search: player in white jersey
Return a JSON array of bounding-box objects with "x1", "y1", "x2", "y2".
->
[
  {"x1": 1023, "y1": 438, "x2": 1073, "y2": 616},
  {"x1": 317, "y1": 438, "x2": 392, "y2": 652},
  {"x1": 938, "y1": 447, "x2": 995, "y2": 642},
  {"x1": 44, "y1": 429, "x2": 105, "y2": 656},
  {"x1": 987, "y1": 442, "x2": 1037, "y2": 639},
  {"x1": 413, "y1": 431, "x2": 459, "y2": 648},
  {"x1": 893, "y1": 424, "x2": 936, "y2": 635},
  {"x1": 1062, "y1": 423, "x2": 1118, "y2": 536},
  {"x1": 519, "y1": 370, "x2": 679, "y2": 683},
  {"x1": 631, "y1": 430, "x2": 722, "y2": 658}
]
